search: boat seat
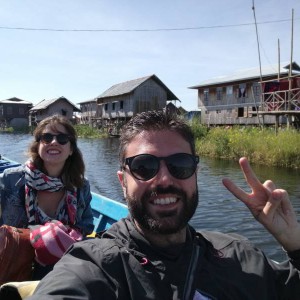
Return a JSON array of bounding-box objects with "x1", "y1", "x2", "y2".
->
[{"x1": 0, "y1": 281, "x2": 39, "y2": 300}]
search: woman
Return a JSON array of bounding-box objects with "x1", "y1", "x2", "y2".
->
[{"x1": 0, "y1": 114, "x2": 94, "y2": 279}]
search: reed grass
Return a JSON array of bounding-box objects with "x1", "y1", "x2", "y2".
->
[
  {"x1": 0, "y1": 127, "x2": 14, "y2": 133},
  {"x1": 74, "y1": 125, "x2": 107, "y2": 138},
  {"x1": 192, "y1": 122, "x2": 300, "y2": 169}
]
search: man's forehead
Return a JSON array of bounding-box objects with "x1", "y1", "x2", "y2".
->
[{"x1": 125, "y1": 130, "x2": 191, "y2": 156}]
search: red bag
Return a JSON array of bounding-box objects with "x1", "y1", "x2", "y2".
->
[{"x1": 0, "y1": 225, "x2": 35, "y2": 284}]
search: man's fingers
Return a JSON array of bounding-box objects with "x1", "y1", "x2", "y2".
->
[
  {"x1": 263, "y1": 180, "x2": 276, "y2": 192},
  {"x1": 239, "y1": 157, "x2": 262, "y2": 190},
  {"x1": 222, "y1": 178, "x2": 248, "y2": 203}
]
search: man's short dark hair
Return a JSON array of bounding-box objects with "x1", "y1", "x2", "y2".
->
[{"x1": 119, "y1": 110, "x2": 195, "y2": 165}]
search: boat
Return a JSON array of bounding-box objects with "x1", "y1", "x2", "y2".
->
[
  {"x1": 108, "y1": 128, "x2": 120, "y2": 138},
  {"x1": 0, "y1": 155, "x2": 129, "y2": 233},
  {"x1": 109, "y1": 133, "x2": 121, "y2": 138}
]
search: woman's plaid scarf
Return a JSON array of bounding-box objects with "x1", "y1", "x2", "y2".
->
[{"x1": 24, "y1": 160, "x2": 77, "y2": 226}]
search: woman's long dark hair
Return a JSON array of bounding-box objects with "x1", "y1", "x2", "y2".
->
[{"x1": 28, "y1": 114, "x2": 85, "y2": 189}]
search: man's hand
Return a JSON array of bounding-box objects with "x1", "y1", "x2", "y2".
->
[{"x1": 222, "y1": 157, "x2": 300, "y2": 252}]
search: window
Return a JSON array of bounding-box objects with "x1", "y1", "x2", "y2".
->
[
  {"x1": 237, "y1": 107, "x2": 244, "y2": 117},
  {"x1": 7, "y1": 106, "x2": 12, "y2": 115},
  {"x1": 216, "y1": 87, "x2": 222, "y2": 100},
  {"x1": 105, "y1": 103, "x2": 108, "y2": 111},
  {"x1": 226, "y1": 86, "x2": 233, "y2": 95},
  {"x1": 112, "y1": 103, "x2": 116, "y2": 110},
  {"x1": 120, "y1": 100, "x2": 124, "y2": 109},
  {"x1": 252, "y1": 83, "x2": 261, "y2": 97},
  {"x1": 203, "y1": 89, "x2": 209, "y2": 103},
  {"x1": 237, "y1": 84, "x2": 247, "y2": 98},
  {"x1": 19, "y1": 107, "x2": 25, "y2": 115},
  {"x1": 251, "y1": 106, "x2": 258, "y2": 117}
]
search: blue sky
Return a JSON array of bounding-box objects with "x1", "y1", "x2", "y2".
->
[{"x1": 0, "y1": 0, "x2": 299, "y2": 111}]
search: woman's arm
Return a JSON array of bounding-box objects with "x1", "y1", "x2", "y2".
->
[
  {"x1": 74, "y1": 179, "x2": 94, "y2": 236},
  {"x1": 0, "y1": 166, "x2": 27, "y2": 227}
]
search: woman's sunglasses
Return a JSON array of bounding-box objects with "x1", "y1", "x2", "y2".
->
[
  {"x1": 123, "y1": 153, "x2": 199, "y2": 181},
  {"x1": 37, "y1": 133, "x2": 71, "y2": 145}
]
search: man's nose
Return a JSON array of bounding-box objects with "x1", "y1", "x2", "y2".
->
[{"x1": 154, "y1": 161, "x2": 174, "y2": 185}]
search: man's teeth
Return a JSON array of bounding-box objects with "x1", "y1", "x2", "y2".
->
[{"x1": 153, "y1": 197, "x2": 176, "y2": 205}]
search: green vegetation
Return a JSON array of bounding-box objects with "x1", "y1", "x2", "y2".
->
[
  {"x1": 0, "y1": 124, "x2": 107, "y2": 138},
  {"x1": 74, "y1": 125, "x2": 107, "y2": 138},
  {"x1": 0, "y1": 127, "x2": 14, "y2": 133},
  {"x1": 0, "y1": 126, "x2": 29, "y2": 133},
  {"x1": 190, "y1": 121, "x2": 300, "y2": 169}
]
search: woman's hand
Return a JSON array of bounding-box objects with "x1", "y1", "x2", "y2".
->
[{"x1": 222, "y1": 157, "x2": 300, "y2": 252}]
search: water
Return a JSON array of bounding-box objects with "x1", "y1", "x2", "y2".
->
[{"x1": 1, "y1": 133, "x2": 299, "y2": 261}]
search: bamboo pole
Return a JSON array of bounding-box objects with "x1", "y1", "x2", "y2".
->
[
  {"x1": 252, "y1": 0, "x2": 264, "y2": 127},
  {"x1": 287, "y1": 9, "x2": 294, "y2": 128},
  {"x1": 278, "y1": 39, "x2": 280, "y2": 82}
]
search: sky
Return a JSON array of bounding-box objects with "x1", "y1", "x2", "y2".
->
[{"x1": 0, "y1": 0, "x2": 299, "y2": 111}]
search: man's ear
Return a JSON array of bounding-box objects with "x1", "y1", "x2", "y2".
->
[
  {"x1": 117, "y1": 170, "x2": 124, "y2": 185},
  {"x1": 117, "y1": 170, "x2": 127, "y2": 196}
]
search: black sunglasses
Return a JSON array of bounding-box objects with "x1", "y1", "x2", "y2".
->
[
  {"x1": 124, "y1": 153, "x2": 199, "y2": 181},
  {"x1": 37, "y1": 133, "x2": 71, "y2": 145}
]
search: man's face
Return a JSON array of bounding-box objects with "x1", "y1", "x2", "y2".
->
[{"x1": 118, "y1": 130, "x2": 198, "y2": 234}]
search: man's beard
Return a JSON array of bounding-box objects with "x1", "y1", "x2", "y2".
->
[{"x1": 126, "y1": 186, "x2": 198, "y2": 234}]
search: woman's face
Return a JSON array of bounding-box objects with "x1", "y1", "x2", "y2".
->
[{"x1": 38, "y1": 123, "x2": 73, "y2": 176}]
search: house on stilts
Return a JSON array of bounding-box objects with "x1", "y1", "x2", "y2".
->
[
  {"x1": 189, "y1": 62, "x2": 300, "y2": 128},
  {"x1": 78, "y1": 74, "x2": 179, "y2": 134}
]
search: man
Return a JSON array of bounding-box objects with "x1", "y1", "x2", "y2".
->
[{"x1": 28, "y1": 110, "x2": 300, "y2": 299}]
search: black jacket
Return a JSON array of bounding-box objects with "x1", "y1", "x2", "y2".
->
[{"x1": 28, "y1": 217, "x2": 300, "y2": 300}]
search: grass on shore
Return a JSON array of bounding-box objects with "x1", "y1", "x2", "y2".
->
[
  {"x1": 191, "y1": 120, "x2": 300, "y2": 169},
  {"x1": 0, "y1": 124, "x2": 107, "y2": 138},
  {"x1": 74, "y1": 125, "x2": 107, "y2": 138}
]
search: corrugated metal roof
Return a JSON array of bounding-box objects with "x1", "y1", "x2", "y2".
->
[
  {"x1": 77, "y1": 98, "x2": 97, "y2": 105},
  {"x1": 96, "y1": 74, "x2": 179, "y2": 100},
  {"x1": 0, "y1": 99, "x2": 32, "y2": 105},
  {"x1": 30, "y1": 96, "x2": 80, "y2": 112},
  {"x1": 189, "y1": 62, "x2": 300, "y2": 89},
  {"x1": 0, "y1": 97, "x2": 32, "y2": 105}
]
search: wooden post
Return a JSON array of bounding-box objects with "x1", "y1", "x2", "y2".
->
[{"x1": 275, "y1": 114, "x2": 279, "y2": 134}]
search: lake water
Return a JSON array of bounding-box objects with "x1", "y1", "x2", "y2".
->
[{"x1": 1, "y1": 133, "x2": 299, "y2": 261}]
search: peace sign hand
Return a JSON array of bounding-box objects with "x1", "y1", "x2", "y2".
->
[{"x1": 222, "y1": 157, "x2": 300, "y2": 252}]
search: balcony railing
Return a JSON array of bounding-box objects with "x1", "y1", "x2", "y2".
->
[{"x1": 262, "y1": 88, "x2": 300, "y2": 111}]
